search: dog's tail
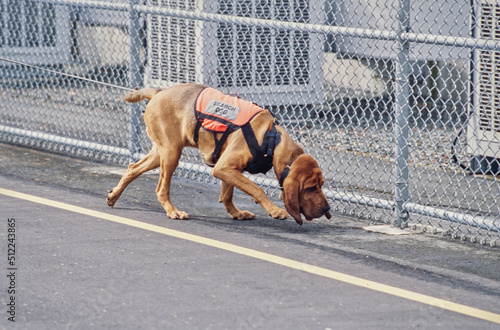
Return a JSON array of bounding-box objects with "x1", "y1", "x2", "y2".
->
[{"x1": 124, "y1": 87, "x2": 162, "y2": 103}]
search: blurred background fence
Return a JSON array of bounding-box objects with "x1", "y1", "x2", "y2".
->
[{"x1": 0, "y1": 0, "x2": 499, "y2": 245}]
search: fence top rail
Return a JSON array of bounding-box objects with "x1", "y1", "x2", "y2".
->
[{"x1": 38, "y1": 0, "x2": 500, "y2": 52}]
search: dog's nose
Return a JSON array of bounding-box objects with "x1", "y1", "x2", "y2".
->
[{"x1": 322, "y1": 205, "x2": 331, "y2": 214}]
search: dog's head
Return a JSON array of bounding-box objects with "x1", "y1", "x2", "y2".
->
[{"x1": 281, "y1": 154, "x2": 332, "y2": 225}]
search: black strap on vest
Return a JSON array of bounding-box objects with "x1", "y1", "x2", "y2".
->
[
  {"x1": 194, "y1": 120, "x2": 202, "y2": 143},
  {"x1": 211, "y1": 129, "x2": 233, "y2": 164},
  {"x1": 193, "y1": 116, "x2": 281, "y2": 173},
  {"x1": 241, "y1": 123, "x2": 281, "y2": 175},
  {"x1": 193, "y1": 87, "x2": 207, "y2": 144}
]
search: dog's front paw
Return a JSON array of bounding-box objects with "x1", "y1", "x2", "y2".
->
[
  {"x1": 269, "y1": 207, "x2": 288, "y2": 220},
  {"x1": 107, "y1": 189, "x2": 118, "y2": 207},
  {"x1": 232, "y1": 210, "x2": 256, "y2": 220},
  {"x1": 167, "y1": 210, "x2": 190, "y2": 220}
]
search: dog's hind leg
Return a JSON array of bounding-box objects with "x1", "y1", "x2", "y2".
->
[
  {"x1": 107, "y1": 144, "x2": 160, "y2": 207},
  {"x1": 219, "y1": 181, "x2": 256, "y2": 220},
  {"x1": 156, "y1": 146, "x2": 189, "y2": 220}
]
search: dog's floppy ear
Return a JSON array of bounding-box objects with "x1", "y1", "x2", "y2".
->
[{"x1": 282, "y1": 176, "x2": 303, "y2": 226}]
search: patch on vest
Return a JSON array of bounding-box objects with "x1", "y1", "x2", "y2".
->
[{"x1": 204, "y1": 99, "x2": 241, "y2": 122}]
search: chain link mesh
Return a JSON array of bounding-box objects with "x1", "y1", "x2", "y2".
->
[{"x1": 0, "y1": 0, "x2": 499, "y2": 245}]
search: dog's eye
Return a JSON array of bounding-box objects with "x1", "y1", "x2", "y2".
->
[{"x1": 306, "y1": 186, "x2": 317, "y2": 193}]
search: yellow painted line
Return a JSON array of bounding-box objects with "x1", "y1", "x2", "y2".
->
[{"x1": 1, "y1": 187, "x2": 499, "y2": 324}]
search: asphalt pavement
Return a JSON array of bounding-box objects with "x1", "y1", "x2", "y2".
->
[{"x1": 0, "y1": 142, "x2": 499, "y2": 329}]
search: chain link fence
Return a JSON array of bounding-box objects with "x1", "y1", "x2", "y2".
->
[{"x1": 0, "y1": 0, "x2": 499, "y2": 245}]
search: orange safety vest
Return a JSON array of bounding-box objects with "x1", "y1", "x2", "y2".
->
[
  {"x1": 194, "y1": 87, "x2": 265, "y2": 132},
  {"x1": 193, "y1": 87, "x2": 281, "y2": 174}
]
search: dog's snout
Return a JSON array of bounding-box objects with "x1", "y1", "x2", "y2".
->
[{"x1": 322, "y1": 205, "x2": 331, "y2": 214}]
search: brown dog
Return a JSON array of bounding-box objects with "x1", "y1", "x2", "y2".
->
[{"x1": 107, "y1": 84, "x2": 331, "y2": 225}]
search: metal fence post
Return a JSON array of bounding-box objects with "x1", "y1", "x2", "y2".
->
[
  {"x1": 129, "y1": 0, "x2": 143, "y2": 161},
  {"x1": 394, "y1": 0, "x2": 411, "y2": 227}
]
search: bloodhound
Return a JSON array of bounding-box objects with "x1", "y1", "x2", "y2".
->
[{"x1": 107, "y1": 83, "x2": 331, "y2": 225}]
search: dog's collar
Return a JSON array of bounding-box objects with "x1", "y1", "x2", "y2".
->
[
  {"x1": 279, "y1": 166, "x2": 290, "y2": 190},
  {"x1": 279, "y1": 160, "x2": 295, "y2": 190}
]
